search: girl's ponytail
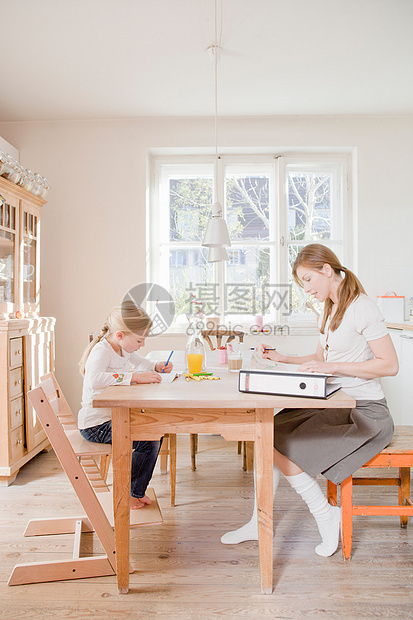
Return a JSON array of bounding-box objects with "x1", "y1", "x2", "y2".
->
[
  {"x1": 79, "y1": 323, "x2": 110, "y2": 376},
  {"x1": 78, "y1": 301, "x2": 152, "y2": 375}
]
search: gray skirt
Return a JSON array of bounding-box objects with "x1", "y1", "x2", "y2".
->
[{"x1": 273, "y1": 398, "x2": 394, "y2": 484}]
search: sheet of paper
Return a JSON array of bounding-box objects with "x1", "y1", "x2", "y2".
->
[{"x1": 160, "y1": 371, "x2": 181, "y2": 383}]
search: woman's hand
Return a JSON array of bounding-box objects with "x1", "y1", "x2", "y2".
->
[
  {"x1": 155, "y1": 361, "x2": 173, "y2": 373},
  {"x1": 132, "y1": 371, "x2": 162, "y2": 384},
  {"x1": 298, "y1": 360, "x2": 337, "y2": 374},
  {"x1": 259, "y1": 343, "x2": 284, "y2": 362}
]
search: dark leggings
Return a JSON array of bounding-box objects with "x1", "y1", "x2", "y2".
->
[{"x1": 80, "y1": 420, "x2": 162, "y2": 498}]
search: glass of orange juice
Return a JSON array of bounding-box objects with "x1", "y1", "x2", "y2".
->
[
  {"x1": 185, "y1": 318, "x2": 207, "y2": 373},
  {"x1": 186, "y1": 352, "x2": 204, "y2": 374}
]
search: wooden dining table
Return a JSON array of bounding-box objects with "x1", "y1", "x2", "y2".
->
[{"x1": 93, "y1": 367, "x2": 355, "y2": 594}]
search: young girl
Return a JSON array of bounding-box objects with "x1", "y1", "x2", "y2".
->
[
  {"x1": 78, "y1": 300, "x2": 173, "y2": 509},
  {"x1": 222, "y1": 243, "x2": 398, "y2": 556}
]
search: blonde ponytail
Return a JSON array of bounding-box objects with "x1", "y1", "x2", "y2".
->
[
  {"x1": 292, "y1": 244, "x2": 365, "y2": 334},
  {"x1": 79, "y1": 300, "x2": 152, "y2": 375}
]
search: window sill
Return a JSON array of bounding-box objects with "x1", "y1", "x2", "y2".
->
[{"x1": 160, "y1": 323, "x2": 319, "y2": 337}]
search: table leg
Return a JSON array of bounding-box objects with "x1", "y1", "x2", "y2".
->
[
  {"x1": 112, "y1": 407, "x2": 132, "y2": 594},
  {"x1": 254, "y1": 407, "x2": 274, "y2": 594}
]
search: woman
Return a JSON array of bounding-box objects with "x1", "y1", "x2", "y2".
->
[{"x1": 222, "y1": 244, "x2": 398, "y2": 556}]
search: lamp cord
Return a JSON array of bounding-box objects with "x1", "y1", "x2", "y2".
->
[{"x1": 214, "y1": 0, "x2": 219, "y2": 204}]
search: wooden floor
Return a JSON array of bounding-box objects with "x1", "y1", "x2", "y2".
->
[{"x1": 0, "y1": 435, "x2": 412, "y2": 619}]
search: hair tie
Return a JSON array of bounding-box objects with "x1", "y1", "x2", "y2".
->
[
  {"x1": 98, "y1": 324, "x2": 109, "y2": 337},
  {"x1": 341, "y1": 266, "x2": 347, "y2": 272}
]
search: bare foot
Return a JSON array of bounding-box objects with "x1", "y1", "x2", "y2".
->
[{"x1": 130, "y1": 494, "x2": 152, "y2": 510}]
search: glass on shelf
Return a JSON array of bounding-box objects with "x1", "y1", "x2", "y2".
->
[
  {"x1": 38, "y1": 177, "x2": 50, "y2": 198},
  {"x1": 0, "y1": 229, "x2": 15, "y2": 304},
  {"x1": 16, "y1": 163, "x2": 28, "y2": 187},
  {"x1": 0, "y1": 152, "x2": 14, "y2": 180},
  {"x1": 6, "y1": 157, "x2": 22, "y2": 184},
  {"x1": 22, "y1": 169, "x2": 35, "y2": 192},
  {"x1": 22, "y1": 237, "x2": 37, "y2": 304},
  {"x1": 31, "y1": 173, "x2": 43, "y2": 196},
  {"x1": 0, "y1": 151, "x2": 8, "y2": 176}
]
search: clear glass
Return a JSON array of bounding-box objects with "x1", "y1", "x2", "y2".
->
[
  {"x1": 0, "y1": 230, "x2": 15, "y2": 304},
  {"x1": 38, "y1": 177, "x2": 50, "y2": 198},
  {"x1": 224, "y1": 247, "x2": 270, "y2": 315},
  {"x1": 0, "y1": 151, "x2": 8, "y2": 176},
  {"x1": 227, "y1": 341, "x2": 243, "y2": 372},
  {"x1": 22, "y1": 169, "x2": 35, "y2": 192},
  {"x1": 1, "y1": 154, "x2": 15, "y2": 181},
  {"x1": 169, "y1": 247, "x2": 214, "y2": 318},
  {"x1": 225, "y1": 171, "x2": 270, "y2": 240},
  {"x1": 185, "y1": 317, "x2": 206, "y2": 373},
  {"x1": 32, "y1": 173, "x2": 44, "y2": 196},
  {"x1": 22, "y1": 237, "x2": 37, "y2": 304},
  {"x1": 287, "y1": 171, "x2": 333, "y2": 242},
  {"x1": 168, "y1": 172, "x2": 213, "y2": 243}
]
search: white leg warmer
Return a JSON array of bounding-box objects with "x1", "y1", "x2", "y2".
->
[{"x1": 285, "y1": 471, "x2": 341, "y2": 557}]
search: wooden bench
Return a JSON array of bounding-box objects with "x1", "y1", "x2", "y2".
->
[{"x1": 327, "y1": 426, "x2": 413, "y2": 560}]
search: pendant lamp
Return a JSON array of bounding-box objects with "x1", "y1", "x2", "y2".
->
[
  {"x1": 202, "y1": 0, "x2": 230, "y2": 261},
  {"x1": 208, "y1": 245, "x2": 229, "y2": 262}
]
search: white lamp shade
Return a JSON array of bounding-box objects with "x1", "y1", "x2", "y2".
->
[
  {"x1": 202, "y1": 217, "x2": 231, "y2": 247},
  {"x1": 207, "y1": 246, "x2": 229, "y2": 262}
]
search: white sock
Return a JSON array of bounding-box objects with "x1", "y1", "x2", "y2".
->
[
  {"x1": 285, "y1": 471, "x2": 341, "y2": 557},
  {"x1": 221, "y1": 463, "x2": 281, "y2": 544}
]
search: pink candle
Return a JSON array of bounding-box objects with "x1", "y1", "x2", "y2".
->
[{"x1": 255, "y1": 315, "x2": 263, "y2": 331}]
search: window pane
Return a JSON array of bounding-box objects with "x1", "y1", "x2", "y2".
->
[
  {"x1": 288, "y1": 171, "x2": 333, "y2": 241},
  {"x1": 226, "y1": 173, "x2": 270, "y2": 240},
  {"x1": 169, "y1": 248, "x2": 214, "y2": 317},
  {"x1": 224, "y1": 247, "x2": 270, "y2": 315},
  {"x1": 169, "y1": 176, "x2": 213, "y2": 243}
]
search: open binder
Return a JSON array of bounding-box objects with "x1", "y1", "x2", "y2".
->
[{"x1": 238, "y1": 367, "x2": 340, "y2": 399}]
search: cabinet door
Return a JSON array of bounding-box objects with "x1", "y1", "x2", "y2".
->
[
  {"x1": 20, "y1": 201, "x2": 40, "y2": 316},
  {"x1": 0, "y1": 191, "x2": 19, "y2": 316}
]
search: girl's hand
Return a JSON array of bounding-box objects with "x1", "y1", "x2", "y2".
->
[
  {"x1": 155, "y1": 361, "x2": 173, "y2": 373},
  {"x1": 298, "y1": 361, "x2": 337, "y2": 374},
  {"x1": 132, "y1": 372, "x2": 162, "y2": 384},
  {"x1": 259, "y1": 343, "x2": 284, "y2": 362}
]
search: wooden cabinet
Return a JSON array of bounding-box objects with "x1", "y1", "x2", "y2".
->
[{"x1": 0, "y1": 175, "x2": 55, "y2": 485}]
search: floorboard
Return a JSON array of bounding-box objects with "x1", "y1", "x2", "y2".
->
[{"x1": 0, "y1": 435, "x2": 412, "y2": 619}]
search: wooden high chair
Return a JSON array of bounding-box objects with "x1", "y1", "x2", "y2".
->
[
  {"x1": 40, "y1": 372, "x2": 112, "y2": 488},
  {"x1": 8, "y1": 380, "x2": 163, "y2": 586},
  {"x1": 327, "y1": 426, "x2": 413, "y2": 560}
]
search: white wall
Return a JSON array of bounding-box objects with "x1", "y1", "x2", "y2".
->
[{"x1": 0, "y1": 115, "x2": 412, "y2": 411}]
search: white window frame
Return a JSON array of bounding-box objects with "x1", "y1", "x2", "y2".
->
[{"x1": 148, "y1": 152, "x2": 353, "y2": 330}]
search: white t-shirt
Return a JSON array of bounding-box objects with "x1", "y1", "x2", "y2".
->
[
  {"x1": 319, "y1": 294, "x2": 388, "y2": 400},
  {"x1": 78, "y1": 338, "x2": 156, "y2": 429}
]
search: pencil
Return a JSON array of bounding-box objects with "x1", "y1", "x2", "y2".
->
[{"x1": 161, "y1": 350, "x2": 174, "y2": 373}]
